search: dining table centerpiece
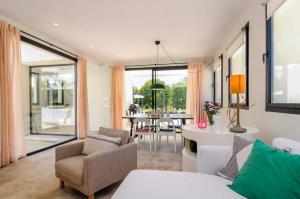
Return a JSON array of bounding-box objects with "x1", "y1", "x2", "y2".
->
[{"x1": 204, "y1": 101, "x2": 222, "y2": 125}]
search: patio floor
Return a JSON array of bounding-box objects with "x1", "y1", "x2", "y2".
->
[{"x1": 25, "y1": 134, "x2": 75, "y2": 154}]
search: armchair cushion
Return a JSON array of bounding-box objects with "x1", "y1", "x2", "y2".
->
[
  {"x1": 55, "y1": 155, "x2": 85, "y2": 186},
  {"x1": 82, "y1": 138, "x2": 119, "y2": 155},
  {"x1": 87, "y1": 134, "x2": 121, "y2": 146},
  {"x1": 98, "y1": 127, "x2": 129, "y2": 145}
]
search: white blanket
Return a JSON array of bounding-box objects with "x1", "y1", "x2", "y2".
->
[{"x1": 112, "y1": 170, "x2": 245, "y2": 199}]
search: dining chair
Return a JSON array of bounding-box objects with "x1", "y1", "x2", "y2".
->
[
  {"x1": 132, "y1": 118, "x2": 154, "y2": 152},
  {"x1": 155, "y1": 118, "x2": 177, "y2": 153}
]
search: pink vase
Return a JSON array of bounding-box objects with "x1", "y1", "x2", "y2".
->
[{"x1": 196, "y1": 114, "x2": 208, "y2": 129}]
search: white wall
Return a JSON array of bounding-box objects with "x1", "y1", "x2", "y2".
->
[
  {"x1": 87, "y1": 61, "x2": 112, "y2": 130},
  {"x1": 214, "y1": 0, "x2": 300, "y2": 143}
]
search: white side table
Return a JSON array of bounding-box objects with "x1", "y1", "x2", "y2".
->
[{"x1": 182, "y1": 123, "x2": 259, "y2": 172}]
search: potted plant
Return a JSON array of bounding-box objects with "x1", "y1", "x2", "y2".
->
[{"x1": 204, "y1": 101, "x2": 222, "y2": 125}]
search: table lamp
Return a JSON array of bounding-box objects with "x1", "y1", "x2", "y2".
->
[{"x1": 229, "y1": 74, "x2": 247, "y2": 133}]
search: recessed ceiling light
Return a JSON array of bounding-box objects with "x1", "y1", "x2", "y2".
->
[
  {"x1": 90, "y1": 45, "x2": 94, "y2": 49},
  {"x1": 53, "y1": 22, "x2": 59, "y2": 26}
]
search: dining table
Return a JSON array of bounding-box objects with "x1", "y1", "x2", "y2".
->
[{"x1": 122, "y1": 113, "x2": 194, "y2": 136}]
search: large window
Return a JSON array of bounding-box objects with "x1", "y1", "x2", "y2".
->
[
  {"x1": 125, "y1": 66, "x2": 187, "y2": 113},
  {"x1": 213, "y1": 55, "x2": 223, "y2": 105},
  {"x1": 228, "y1": 23, "x2": 249, "y2": 108},
  {"x1": 266, "y1": 0, "x2": 300, "y2": 114}
]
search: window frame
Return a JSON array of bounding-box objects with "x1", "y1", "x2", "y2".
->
[
  {"x1": 265, "y1": 17, "x2": 300, "y2": 115},
  {"x1": 213, "y1": 54, "x2": 223, "y2": 106},
  {"x1": 228, "y1": 22, "x2": 250, "y2": 109},
  {"x1": 125, "y1": 65, "x2": 188, "y2": 111}
]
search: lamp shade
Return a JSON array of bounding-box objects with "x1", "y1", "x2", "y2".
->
[
  {"x1": 150, "y1": 83, "x2": 165, "y2": 90},
  {"x1": 230, "y1": 74, "x2": 246, "y2": 94}
]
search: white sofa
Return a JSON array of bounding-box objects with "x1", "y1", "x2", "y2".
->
[{"x1": 112, "y1": 137, "x2": 300, "y2": 199}]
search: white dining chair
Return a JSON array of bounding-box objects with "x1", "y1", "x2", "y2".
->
[
  {"x1": 132, "y1": 118, "x2": 154, "y2": 152},
  {"x1": 155, "y1": 118, "x2": 177, "y2": 153}
]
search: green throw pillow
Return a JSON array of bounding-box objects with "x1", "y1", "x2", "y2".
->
[{"x1": 228, "y1": 140, "x2": 300, "y2": 199}]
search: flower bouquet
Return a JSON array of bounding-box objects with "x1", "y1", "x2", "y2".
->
[{"x1": 204, "y1": 101, "x2": 222, "y2": 125}]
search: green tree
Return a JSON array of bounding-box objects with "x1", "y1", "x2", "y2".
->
[
  {"x1": 135, "y1": 79, "x2": 171, "y2": 111},
  {"x1": 172, "y1": 82, "x2": 187, "y2": 110}
]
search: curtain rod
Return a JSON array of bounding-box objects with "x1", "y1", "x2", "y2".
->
[
  {"x1": 20, "y1": 31, "x2": 78, "y2": 58},
  {"x1": 125, "y1": 62, "x2": 188, "y2": 68}
]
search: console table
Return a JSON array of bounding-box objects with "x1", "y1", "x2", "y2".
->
[{"x1": 182, "y1": 124, "x2": 259, "y2": 172}]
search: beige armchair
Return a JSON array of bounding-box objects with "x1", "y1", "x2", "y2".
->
[{"x1": 55, "y1": 139, "x2": 137, "y2": 199}]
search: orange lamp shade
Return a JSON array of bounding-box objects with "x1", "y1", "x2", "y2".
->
[{"x1": 230, "y1": 74, "x2": 246, "y2": 94}]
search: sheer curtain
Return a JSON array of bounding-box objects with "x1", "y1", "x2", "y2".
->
[
  {"x1": 0, "y1": 20, "x2": 26, "y2": 167},
  {"x1": 186, "y1": 62, "x2": 205, "y2": 122},
  {"x1": 77, "y1": 57, "x2": 89, "y2": 139},
  {"x1": 111, "y1": 65, "x2": 125, "y2": 130}
]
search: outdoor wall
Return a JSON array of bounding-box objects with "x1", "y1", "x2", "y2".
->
[{"x1": 213, "y1": 0, "x2": 300, "y2": 143}]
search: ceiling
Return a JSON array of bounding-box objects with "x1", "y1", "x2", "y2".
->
[
  {"x1": 0, "y1": 0, "x2": 251, "y2": 64},
  {"x1": 21, "y1": 42, "x2": 73, "y2": 66}
]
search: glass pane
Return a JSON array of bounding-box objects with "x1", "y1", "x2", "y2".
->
[
  {"x1": 230, "y1": 43, "x2": 246, "y2": 104},
  {"x1": 125, "y1": 70, "x2": 152, "y2": 113},
  {"x1": 156, "y1": 69, "x2": 188, "y2": 113},
  {"x1": 271, "y1": 0, "x2": 300, "y2": 103},
  {"x1": 30, "y1": 66, "x2": 75, "y2": 135}
]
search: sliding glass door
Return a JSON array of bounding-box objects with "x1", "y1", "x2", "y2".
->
[
  {"x1": 21, "y1": 38, "x2": 77, "y2": 154},
  {"x1": 125, "y1": 66, "x2": 187, "y2": 114},
  {"x1": 30, "y1": 65, "x2": 76, "y2": 135}
]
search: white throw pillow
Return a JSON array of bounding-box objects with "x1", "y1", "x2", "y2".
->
[{"x1": 236, "y1": 144, "x2": 253, "y2": 170}]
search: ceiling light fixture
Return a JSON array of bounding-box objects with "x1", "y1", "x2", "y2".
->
[
  {"x1": 53, "y1": 22, "x2": 59, "y2": 26},
  {"x1": 150, "y1": 40, "x2": 166, "y2": 91},
  {"x1": 90, "y1": 45, "x2": 94, "y2": 49}
]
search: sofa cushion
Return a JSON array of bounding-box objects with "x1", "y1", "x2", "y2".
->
[
  {"x1": 112, "y1": 170, "x2": 245, "y2": 199},
  {"x1": 55, "y1": 155, "x2": 85, "y2": 186},
  {"x1": 98, "y1": 127, "x2": 129, "y2": 145},
  {"x1": 218, "y1": 136, "x2": 253, "y2": 180},
  {"x1": 229, "y1": 140, "x2": 300, "y2": 199},
  {"x1": 272, "y1": 138, "x2": 300, "y2": 155},
  {"x1": 236, "y1": 138, "x2": 300, "y2": 171},
  {"x1": 82, "y1": 138, "x2": 119, "y2": 155}
]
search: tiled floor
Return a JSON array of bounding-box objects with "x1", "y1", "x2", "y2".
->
[{"x1": 0, "y1": 135, "x2": 183, "y2": 199}]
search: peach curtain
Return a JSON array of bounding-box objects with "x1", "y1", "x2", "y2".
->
[
  {"x1": 186, "y1": 62, "x2": 205, "y2": 122},
  {"x1": 77, "y1": 57, "x2": 89, "y2": 139},
  {"x1": 111, "y1": 65, "x2": 125, "y2": 130},
  {"x1": 0, "y1": 20, "x2": 26, "y2": 167}
]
